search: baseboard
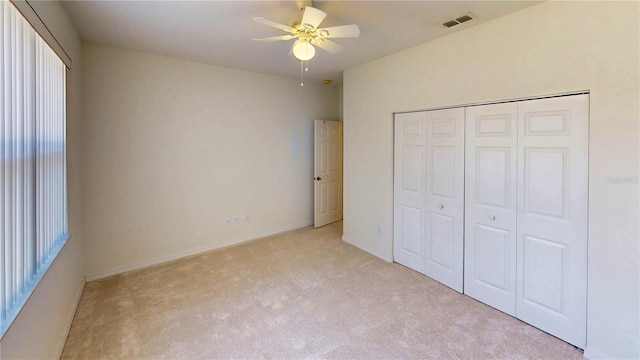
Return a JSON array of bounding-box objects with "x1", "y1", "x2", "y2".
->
[
  {"x1": 86, "y1": 223, "x2": 312, "y2": 282},
  {"x1": 583, "y1": 346, "x2": 618, "y2": 360},
  {"x1": 55, "y1": 281, "x2": 85, "y2": 359},
  {"x1": 342, "y1": 234, "x2": 393, "y2": 263}
]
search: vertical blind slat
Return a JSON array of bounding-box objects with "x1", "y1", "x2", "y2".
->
[
  {"x1": 8, "y1": 3, "x2": 15, "y2": 308},
  {"x1": 16, "y1": 16, "x2": 24, "y2": 301},
  {"x1": 26, "y1": 22, "x2": 34, "y2": 283},
  {"x1": 0, "y1": 0, "x2": 7, "y2": 321},
  {"x1": 44, "y1": 43, "x2": 48, "y2": 257}
]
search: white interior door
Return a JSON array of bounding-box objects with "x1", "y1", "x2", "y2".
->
[
  {"x1": 393, "y1": 112, "x2": 426, "y2": 273},
  {"x1": 424, "y1": 108, "x2": 465, "y2": 292},
  {"x1": 464, "y1": 103, "x2": 518, "y2": 315},
  {"x1": 515, "y1": 94, "x2": 588, "y2": 348},
  {"x1": 314, "y1": 120, "x2": 343, "y2": 228}
]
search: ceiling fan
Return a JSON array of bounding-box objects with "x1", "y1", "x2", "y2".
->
[{"x1": 253, "y1": 0, "x2": 360, "y2": 62}]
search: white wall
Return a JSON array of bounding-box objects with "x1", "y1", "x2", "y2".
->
[
  {"x1": 0, "y1": 1, "x2": 85, "y2": 359},
  {"x1": 343, "y1": 2, "x2": 638, "y2": 359},
  {"x1": 81, "y1": 44, "x2": 338, "y2": 279}
]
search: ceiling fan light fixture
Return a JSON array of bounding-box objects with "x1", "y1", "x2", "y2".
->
[
  {"x1": 253, "y1": 4, "x2": 360, "y2": 64},
  {"x1": 292, "y1": 40, "x2": 315, "y2": 61}
]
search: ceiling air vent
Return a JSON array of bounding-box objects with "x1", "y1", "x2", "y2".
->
[
  {"x1": 442, "y1": 13, "x2": 475, "y2": 28},
  {"x1": 456, "y1": 15, "x2": 473, "y2": 23},
  {"x1": 443, "y1": 20, "x2": 459, "y2": 28}
]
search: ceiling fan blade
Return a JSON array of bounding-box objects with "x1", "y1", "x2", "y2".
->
[
  {"x1": 301, "y1": 6, "x2": 327, "y2": 30},
  {"x1": 254, "y1": 35, "x2": 296, "y2": 43},
  {"x1": 312, "y1": 38, "x2": 343, "y2": 54},
  {"x1": 253, "y1": 17, "x2": 296, "y2": 33},
  {"x1": 316, "y1": 24, "x2": 360, "y2": 39}
]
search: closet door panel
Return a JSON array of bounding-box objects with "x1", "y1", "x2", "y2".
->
[
  {"x1": 464, "y1": 103, "x2": 518, "y2": 315},
  {"x1": 475, "y1": 224, "x2": 509, "y2": 290},
  {"x1": 393, "y1": 112, "x2": 426, "y2": 273},
  {"x1": 424, "y1": 108, "x2": 465, "y2": 293},
  {"x1": 516, "y1": 94, "x2": 588, "y2": 348}
]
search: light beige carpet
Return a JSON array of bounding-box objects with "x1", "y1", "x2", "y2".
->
[{"x1": 61, "y1": 222, "x2": 583, "y2": 359}]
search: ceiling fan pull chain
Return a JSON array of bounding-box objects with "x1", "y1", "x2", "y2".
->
[{"x1": 300, "y1": 61, "x2": 310, "y2": 87}]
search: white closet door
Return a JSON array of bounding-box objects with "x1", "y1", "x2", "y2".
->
[
  {"x1": 393, "y1": 112, "x2": 426, "y2": 273},
  {"x1": 464, "y1": 103, "x2": 518, "y2": 315},
  {"x1": 424, "y1": 108, "x2": 465, "y2": 292},
  {"x1": 516, "y1": 94, "x2": 588, "y2": 348}
]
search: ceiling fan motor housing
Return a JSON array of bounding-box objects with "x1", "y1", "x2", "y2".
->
[{"x1": 296, "y1": 0, "x2": 313, "y2": 11}]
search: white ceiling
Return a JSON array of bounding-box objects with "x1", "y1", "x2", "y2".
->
[{"x1": 61, "y1": 1, "x2": 540, "y2": 86}]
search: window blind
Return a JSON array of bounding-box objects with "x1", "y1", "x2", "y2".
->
[{"x1": 1, "y1": 0, "x2": 68, "y2": 338}]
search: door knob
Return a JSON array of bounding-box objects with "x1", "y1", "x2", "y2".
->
[
  {"x1": 314, "y1": 177, "x2": 322, "y2": 181},
  {"x1": 439, "y1": 204, "x2": 444, "y2": 209},
  {"x1": 490, "y1": 215, "x2": 496, "y2": 220}
]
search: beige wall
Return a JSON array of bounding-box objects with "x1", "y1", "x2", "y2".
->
[
  {"x1": 81, "y1": 44, "x2": 338, "y2": 279},
  {"x1": 343, "y1": 2, "x2": 639, "y2": 359},
  {"x1": 0, "y1": 1, "x2": 85, "y2": 358}
]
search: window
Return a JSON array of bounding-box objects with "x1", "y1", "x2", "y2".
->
[{"x1": 1, "y1": 0, "x2": 68, "y2": 337}]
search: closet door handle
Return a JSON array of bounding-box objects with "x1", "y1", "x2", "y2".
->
[
  {"x1": 439, "y1": 204, "x2": 444, "y2": 209},
  {"x1": 490, "y1": 215, "x2": 496, "y2": 220}
]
